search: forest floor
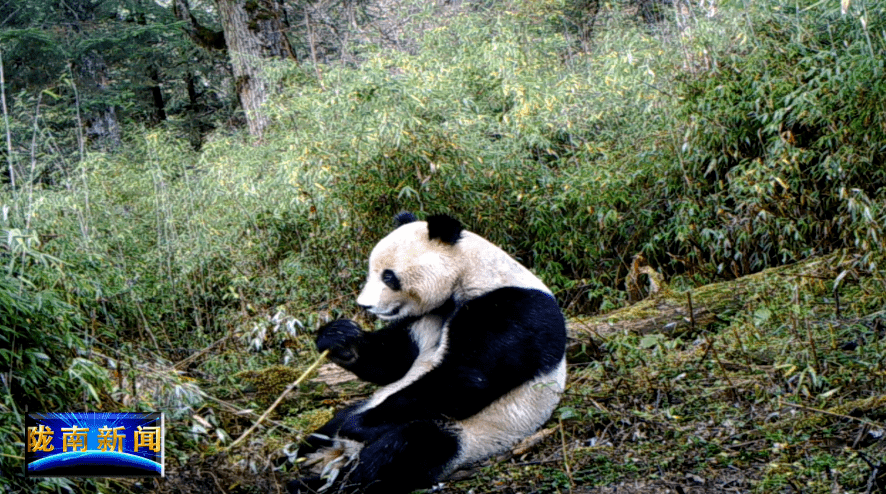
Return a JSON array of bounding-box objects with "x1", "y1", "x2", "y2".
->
[{"x1": 154, "y1": 254, "x2": 886, "y2": 494}]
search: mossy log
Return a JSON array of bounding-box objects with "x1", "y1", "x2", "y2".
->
[{"x1": 566, "y1": 256, "x2": 843, "y2": 360}]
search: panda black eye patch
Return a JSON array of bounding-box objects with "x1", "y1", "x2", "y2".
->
[{"x1": 381, "y1": 269, "x2": 401, "y2": 291}]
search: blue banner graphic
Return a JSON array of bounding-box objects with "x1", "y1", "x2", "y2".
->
[{"x1": 25, "y1": 412, "x2": 164, "y2": 478}]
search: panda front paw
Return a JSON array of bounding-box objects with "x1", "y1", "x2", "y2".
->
[{"x1": 316, "y1": 319, "x2": 363, "y2": 366}]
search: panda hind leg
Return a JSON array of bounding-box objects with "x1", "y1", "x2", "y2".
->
[{"x1": 344, "y1": 420, "x2": 460, "y2": 494}]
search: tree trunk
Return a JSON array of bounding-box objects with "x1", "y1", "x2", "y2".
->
[
  {"x1": 173, "y1": 0, "x2": 227, "y2": 51},
  {"x1": 80, "y1": 51, "x2": 121, "y2": 150},
  {"x1": 148, "y1": 66, "x2": 167, "y2": 124},
  {"x1": 215, "y1": 0, "x2": 296, "y2": 138},
  {"x1": 185, "y1": 72, "x2": 203, "y2": 150}
]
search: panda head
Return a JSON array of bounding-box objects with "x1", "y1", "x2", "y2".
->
[{"x1": 356, "y1": 213, "x2": 465, "y2": 321}]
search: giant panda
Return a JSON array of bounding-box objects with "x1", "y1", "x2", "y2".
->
[{"x1": 288, "y1": 212, "x2": 567, "y2": 494}]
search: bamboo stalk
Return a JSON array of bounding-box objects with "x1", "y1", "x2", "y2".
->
[
  {"x1": 0, "y1": 50, "x2": 14, "y2": 191},
  {"x1": 227, "y1": 349, "x2": 330, "y2": 450}
]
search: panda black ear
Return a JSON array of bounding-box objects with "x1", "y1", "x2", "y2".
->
[
  {"x1": 427, "y1": 214, "x2": 463, "y2": 245},
  {"x1": 394, "y1": 211, "x2": 418, "y2": 227}
]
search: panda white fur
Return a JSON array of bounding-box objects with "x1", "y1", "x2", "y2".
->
[{"x1": 289, "y1": 213, "x2": 567, "y2": 494}]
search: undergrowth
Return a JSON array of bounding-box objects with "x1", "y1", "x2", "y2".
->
[
  {"x1": 532, "y1": 255, "x2": 886, "y2": 494},
  {"x1": 1, "y1": 0, "x2": 885, "y2": 492}
]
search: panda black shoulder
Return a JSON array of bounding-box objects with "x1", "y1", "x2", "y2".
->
[{"x1": 426, "y1": 214, "x2": 463, "y2": 245}]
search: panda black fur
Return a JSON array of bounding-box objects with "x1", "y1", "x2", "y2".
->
[{"x1": 289, "y1": 213, "x2": 567, "y2": 494}]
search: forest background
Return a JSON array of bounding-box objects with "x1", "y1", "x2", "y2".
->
[{"x1": 1, "y1": 0, "x2": 885, "y2": 492}]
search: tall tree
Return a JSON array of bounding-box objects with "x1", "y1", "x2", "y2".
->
[
  {"x1": 215, "y1": 0, "x2": 295, "y2": 137},
  {"x1": 80, "y1": 50, "x2": 122, "y2": 150}
]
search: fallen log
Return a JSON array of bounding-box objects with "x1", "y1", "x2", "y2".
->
[{"x1": 566, "y1": 255, "x2": 844, "y2": 361}]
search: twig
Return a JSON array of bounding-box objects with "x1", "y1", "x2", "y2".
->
[
  {"x1": 778, "y1": 399, "x2": 884, "y2": 429},
  {"x1": 202, "y1": 393, "x2": 297, "y2": 432},
  {"x1": 833, "y1": 286, "x2": 842, "y2": 318},
  {"x1": 856, "y1": 451, "x2": 886, "y2": 494},
  {"x1": 173, "y1": 335, "x2": 230, "y2": 369},
  {"x1": 227, "y1": 349, "x2": 329, "y2": 450},
  {"x1": 702, "y1": 332, "x2": 738, "y2": 402},
  {"x1": 805, "y1": 316, "x2": 821, "y2": 374},
  {"x1": 559, "y1": 418, "x2": 574, "y2": 491},
  {"x1": 304, "y1": 5, "x2": 324, "y2": 89},
  {"x1": 789, "y1": 284, "x2": 800, "y2": 339}
]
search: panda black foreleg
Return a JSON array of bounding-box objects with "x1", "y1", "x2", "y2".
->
[
  {"x1": 316, "y1": 318, "x2": 419, "y2": 385},
  {"x1": 342, "y1": 420, "x2": 459, "y2": 494}
]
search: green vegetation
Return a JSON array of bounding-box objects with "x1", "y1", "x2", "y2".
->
[
  {"x1": 551, "y1": 256, "x2": 886, "y2": 493},
  {"x1": 1, "y1": 0, "x2": 884, "y2": 492}
]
